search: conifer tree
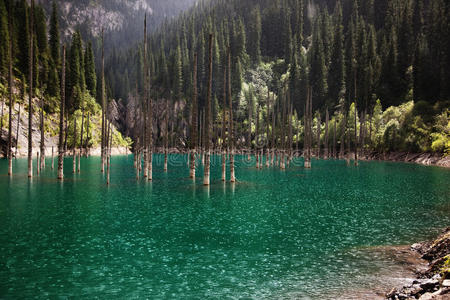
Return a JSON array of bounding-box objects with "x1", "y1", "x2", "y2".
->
[
  {"x1": 58, "y1": 46, "x2": 66, "y2": 180},
  {"x1": 84, "y1": 42, "x2": 96, "y2": 97},
  {"x1": 247, "y1": 5, "x2": 262, "y2": 65}
]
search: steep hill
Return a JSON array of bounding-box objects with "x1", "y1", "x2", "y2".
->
[{"x1": 38, "y1": 0, "x2": 197, "y2": 53}]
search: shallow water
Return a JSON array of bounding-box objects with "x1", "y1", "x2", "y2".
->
[{"x1": 0, "y1": 155, "x2": 449, "y2": 299}]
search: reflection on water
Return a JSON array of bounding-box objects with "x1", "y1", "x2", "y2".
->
[{"x1": 0, "y1": 155, "x2": 449, "y2": 298}]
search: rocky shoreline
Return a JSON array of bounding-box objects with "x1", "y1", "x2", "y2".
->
[
  {"x1": 361, "y1": 152, "x2": 450, "y2": 168},
  {"x1": 386, "y1": 228, "x2": 450, "y2": 300}
]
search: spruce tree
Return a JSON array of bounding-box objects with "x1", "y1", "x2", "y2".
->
[
  {"x1": 15, "y1": 0, "x2": 29, "y2": 77},
  {"x1": 84, "y1": 42, "x2": 96, "y2": 97}
]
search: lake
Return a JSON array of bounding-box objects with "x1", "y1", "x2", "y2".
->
[{"x1": 0, "y1": 155, "x2": 449, "y2": 299}]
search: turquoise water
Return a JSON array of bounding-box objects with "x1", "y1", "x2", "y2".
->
[{"x1": 0, "y1": 155, "x2": 449, "y2": 299}]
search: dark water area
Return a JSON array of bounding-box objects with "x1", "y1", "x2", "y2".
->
[{"x1": 0, "y1": 155, "x2": 449, "y2": 298}]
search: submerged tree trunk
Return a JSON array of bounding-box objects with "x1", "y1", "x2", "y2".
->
[
  {"x1": 316, "y1": 114, "x2": 321, "y2": 159},
  {"x1": 101, "y1": 29, "x2": 106, "y2": 173},
  {"x1": 266, "y1": 91, "x2": 270, "y2": 167},
  {"x1": 324, "y1": 108, "x2": 329, "y2": 159},
  {"x1": 7, "y1": 12, "x2": 14, "y2": 175},
  {"x1": 228, "y1": 48, "x2": 235, "y2": 183},
  {"x1": 221, "y1": 64, "x2": 226, "y2": 181},
  {"x1": 58, "y1": 46, "x2": 66, "y2": 180},
  {"x1": 73, "y1": 117, "x2": 76, "y2": 174},
  {"x1": 40, "y1": 97, "x2": 45, "y2": 170},
  {"x1": 28, "y1": 0, "x2": 34, "y2": 178},
  {"x1": 333, "y1": 117, "x2": 337, "y2": 159},
  {"x1": 79, "y1": 100, "x2": 84, "y2": 172},
  {"x1": 106, "y1": 121, "x2": 111, "y2": 185},
  {"x1": 190, "y1": 53, "x2": 198, "y2": 179},
  {"x1": 164, "y1": 96, "x2": 169, "y2": 172},
  {"x1": 203, "y1": 34, "x2": 213, "y2": 186},
  {"x1": 1, "y1": 97, "x2": 4, "y2": 134}
]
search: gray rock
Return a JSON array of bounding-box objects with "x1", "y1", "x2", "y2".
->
[
  {"x1": 443, "y1": 280, "x2": 450, "y2": 288},
  {"x1": 420, "y1": 279, "x2": 439, "y2": 291},
  {"x1": 418, "y1": 292, "x2": 434, "y2": 300}
]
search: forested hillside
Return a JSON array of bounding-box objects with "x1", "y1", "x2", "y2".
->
[
  {"x1": 37, "y1": 0, "x2": 197, "y2": 54},
  {"x1": 106, "y1": 0, "x2": 449, "y2": 154}
]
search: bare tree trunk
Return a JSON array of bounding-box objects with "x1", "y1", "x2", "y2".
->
[
  {"x1": 324, "y1": 108, "x2": 329, "y2": 159},
  {"x1": 228, "y1": 48, "x2": 235, "y2": 182},
  {"x1": 164, "y1": 96, "x2": 169, "y2": 172},
  {"x1": 147, "y1": 70, "x2": 153, "y2": 181},
  {"x1": 64, "y1": 113, "x2": 68, "y2": 152},
  {"x1": 190, "y1": 53, "x2": 198, "y2": 179},
  {"x1": 333, "y1": 117, "x2": 336, "y2": 159},
  {"x1": 354, "y1": 71, "x2": 358, "y2": 166},
  {"x1": 255, "y1": 104, "x2": 259, "y2": 168},
  {"x1": 288, "y1": 101, "x2": 293, "y2": 166},
  {"x1": 51, "y1": 146, "x2": 54, "y2": 169},
  {"x1": 266, "y1": 91, "x2": 270, "y2": 167},
  {"x1": 203, "y1": 34, "x2": 213, "y2": 186},
  {"x1": 58, "y1": 46, "x2": 66, "y2": 180},
  {"x1": 85, "y1": 112, "x2": 90, "y2": 156},
  {"x1": 271, "y1": 94, "x2": 275, "y2": 166},
  {"x1": 221, "y1": 62, "x2": 226, "y2": 181},
  {"x1": 304, "y1": 87, "x2": 312, "y2": 168},
  {"x1": 79, "y1": 99, "x2": 84, "y2": 172},
  {"x1": 7, "y1": 10, "x2": 14, "y2": 175},
  {"x1": 73, "y1": 117, "x2": 76, "y2": 174},
  {"x1": 28, "y1": 0, "x2": 35, "y2": 178},
  {"x1": 1, "y1": 97, "x2": 4, "y2": 134},
  {"x1": 36, "y1": 152, "x2": 39, "y2": 175},
  {"x1": 316, "y1": 114, "x2": 321, "y2": 159},
  {"x1": 101, "y1": 28, "x2": 106, "y2": 173},
  {"x1": 107, "y1": 121, "x2": 111, "y2": 185},
  {"x1": 40, "y1": 97, "x2": 45, "y2": 170}
]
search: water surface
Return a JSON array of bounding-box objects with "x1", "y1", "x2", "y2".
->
[{"x1": 0, "y1": 155, "x2": 449, "y2": 299}]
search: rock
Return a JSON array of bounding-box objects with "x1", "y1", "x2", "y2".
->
[
  {"x1": 419, "y1": 292, "x2": 434, "y2": 300},
  {"x1": 420, "y1": 279, "x2": 439, "y2": 292},
  {"x1": 422, "y1": 228, "x2": 450, "y2": 261},
  {"x1": 443, "y1": 280, "x2": 450, "y2": 288},
  {"x1": 432, "y1": 274, "x2": 442, "y2": 281}
]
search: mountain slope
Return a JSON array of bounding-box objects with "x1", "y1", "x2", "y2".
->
[{"x1": 38, "y1": 0, "x2": 197, "y2": 53}]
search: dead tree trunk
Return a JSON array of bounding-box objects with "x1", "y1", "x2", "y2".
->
[
  {"x1": 28, "y1": 0, "x2": 34, "y2": 178},
  {"x1": 72, "y1": 117, "x2": 76, "y2": 174},
  {"x1": 228, "y1": 47, "x2": 235, "y2": 182},
  {"x1": 39, "y1": 96, "x2": 45, "y2": 170},
  {"x1": 221, "y1": 63, "x2": 226, "y2": 181},
  {"x1": 203, "y1": 33, "x2": 213, "y2": 186},
  {"x1": 101, "y1": 28, "x2": 106, "y2": 173},
  {"x1": 190, "y1": 53, "x2": 198, "y2": 179},
  {"x1": 58, "y1": 46, "x2": 66, "y2": 180},
  {"x1": 7, "y1": 8, "x2": 14, "y2": 175},
  {"x1": 324, "y1": 108, "x2": 329, "y2": 159}
]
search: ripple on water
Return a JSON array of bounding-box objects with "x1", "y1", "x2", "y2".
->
[{"x1": 0, "y1": 155, "x2": 449, "y2": 298}]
